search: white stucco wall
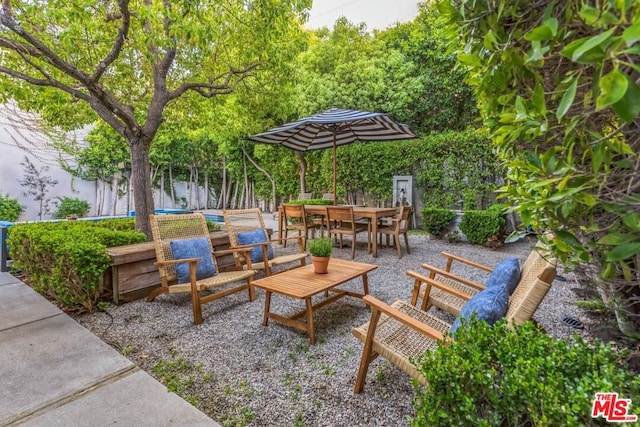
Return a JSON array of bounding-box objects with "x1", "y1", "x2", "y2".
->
[{"x1": 0, "y1": 105, "x2": 216, "y2": 221}]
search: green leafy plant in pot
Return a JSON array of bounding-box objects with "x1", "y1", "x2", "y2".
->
[{"x1": 308, "y1": 237, "x2": 332, "y2": 274}]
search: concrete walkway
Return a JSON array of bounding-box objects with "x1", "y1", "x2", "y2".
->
[{"x1": 0, "y1": 272, "x2": 219, "y2": 426}]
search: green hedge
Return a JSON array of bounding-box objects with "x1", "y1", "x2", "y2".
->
[
  {"x1": 422, "y1": 207, "x2": 456, "y2": 237},
  {"x1": 8, "y1": 219, "x2": 146, "y2": 311},
  {"x1": 459, "y1": 207, "x2": 506, "y2": 246},
  {"x1": 288, "y1": 199, "x2": 333, "y2": 205},
  {"x1": 412, "y1": 318, "x2": 640, "y2": 426}
]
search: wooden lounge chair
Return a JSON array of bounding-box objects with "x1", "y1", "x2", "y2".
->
[
  {"x1": 282, "y1": 203, "x2": 323, "y2": 250},
  {"x1": 149, "y1": 213, "x2": 255, "y2": 325},
  {"x1": 377, "y1": 205, "x2": 411, "y2": 259},
  {"x1": 414, "y1": 240, "x2": 556, "y2": 317},
  {"x1": 223, "y1": 208, "x2": 307, "y2": 276},
  {"x1": 352, "y1": 251, "x2": 556, "y2": 392},
  {"x1": 325, "y1": 206, "x2": 371, "y2": 259}
]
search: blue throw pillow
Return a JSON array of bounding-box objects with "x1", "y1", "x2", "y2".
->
[
  {"x1": 169, "y1": 237, "x2": 217, "y2": 284},
  {"x1": 485, "y1": 256, "x2": 521, "y2": 295},
  {"x1": 450, "y1": 284, "x2": 509, "y2": 334},
  {"x1": 237, "y1": 229, "x2": 274, "y2": 264}
]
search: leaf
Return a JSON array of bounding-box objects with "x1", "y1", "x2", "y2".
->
[
  {"x1": 458, "y1": 53, "x2": 483, "y2": 67},
  {"x1": 605, "y1": 243, "x2": 640, "y2": 261},
  {"x1": 597, "y1": 69, "x2": 628, "y2": 110},
  {"x1": 612, "y1": 75, "x2": 640, "y2": 123},
  {"x1": 597, "y1": 232, "x2": 636, "y2": 245},
  {"x1": 556, "y1": 78, "x2": 577, "y2": 119},
  {"x1": 525, "y1": 25, "x2": 553, "y2": 41},
  {"x1": 571, "y1": 29, "x2": 615, "y2": 62},
  {"x1": 623, "y1": 21, "x2": 640, "y2": 46},
  {"x1": 622, "y1": 212, "x2": 640, "y2": 231},
  {"x1": 515, "y1": 96, "x2": 527, "y2": 119}
]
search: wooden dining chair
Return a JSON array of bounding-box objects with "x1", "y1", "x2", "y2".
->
[
  {"x1": 377, "y1": 205, "x2": 411, "y2": 258},
  {"x1": 325, "y1": 206, "x2": 371, "y2": 259},
  {"x1": 282, "y1": 203, "x2": 323, "y2": 250}
]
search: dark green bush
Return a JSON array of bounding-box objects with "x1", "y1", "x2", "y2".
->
[
  {"x1": 8, "y1": 220, "x2": 146, "y2": 311},
  {"x1": 288, "y1": 199, "x2": 333, "y2": 205},
  {"x1": 54, "y1": 197, "x2": 90, "y2": 218},
  {"x1": 412, "y1": 318, "x2": 640, "y2": 426},
  {"x1": 459, "y1": 208, "x2": 506, "y2": 246},
  {"x1": 0, "y1": 193, "x2": 24, "y2": 221},
  {"x1": 421, "y1": 207, "x2": 456, "y2": 237}
]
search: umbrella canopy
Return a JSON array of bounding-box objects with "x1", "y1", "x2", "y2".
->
[{"x1": 249, "y1": 107, "x2": 418, "y2": 205}]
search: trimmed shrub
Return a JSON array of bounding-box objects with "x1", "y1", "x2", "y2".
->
[
  {"x1": 0, "y1": 193, "x2": 24, "y2": 221},
  {"x1": 459, "y1": 207, "x2": 506, "y2": 246},
  {"x1": 54, "y1": 197, "x2": 90, "y2": 219},
  {"x1": 411, "y1": 318, "x2": 640, "y2": 426},
  {"x1": 422, "y1": 207, "x2": 456, "y2": 237},
  {"x1": 8, "y1": 220, "x2": 146, "y2": 311},
  {"x1": 289, "y1": 199, "x2": 333, "y2": 205}
]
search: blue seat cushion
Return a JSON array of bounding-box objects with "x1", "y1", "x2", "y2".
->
[
  {"x1": 486, "y1": 256, "x2": 521, "y2": 295},
  {"x1": 169, "y1": 237, "x2": 217, "y2": 284},
  {"x1": 450, "y1": 284, "x2": 509, "y2": 334},
  {"x1": 237, "y1": 229, "x2": 274, "y2": 264}
]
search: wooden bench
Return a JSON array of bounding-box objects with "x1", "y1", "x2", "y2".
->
[{"x1": 103, "y1": 231, "x2": 237, "y2": 304}]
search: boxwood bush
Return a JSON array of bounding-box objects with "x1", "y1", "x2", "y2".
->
[
  {"x1": 288, "y1": 198, "x2": 333, "y2": 205},
  {"x1": 54, "y1": 197, "x2": 91, "y2": 219},
  {"x1": 411, "y1": 318, "x2": 640, "y2": 426},
  {"x1": 459, "y1": 205, "x2": 506, "y2": 247},
  {"x1": 8, "y1": 219, "x2": 146, "y2": 311},
  {"x1": 421, "y1": 207, "x2": 456, "y2": 237},
  {"x1": 0, "y1": 193, "x2": 24, "y2": 221}
]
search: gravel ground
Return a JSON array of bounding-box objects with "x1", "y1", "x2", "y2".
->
[{"x1": 72, "y1": 233, "x2": 590, "y2": 427}]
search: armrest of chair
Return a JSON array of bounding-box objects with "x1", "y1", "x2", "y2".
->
[
  {"x1": 155, "y1": 258, "x2": 199, "y2": 266},
  {"x1": 362, "y1": 295, "x2": 446, "y2": 342},
  {"x1": 421, "y1": 263, "x2": 485, "y2": 290},
  {"x1": 440, "y1": 251, "x2": 493, "y2": 273},
  {"x1": 213, "y1": 247, "x2": 254, "y2": 269},
  {"x1": 407, "y1": 270, "x2": 475, "y2": 310}
]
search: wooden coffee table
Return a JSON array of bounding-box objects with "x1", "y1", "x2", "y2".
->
[{"x1": 251, "y1": 258, "x2": 377, "y2": 344}]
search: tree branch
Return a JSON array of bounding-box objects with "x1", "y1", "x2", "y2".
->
[
  {"x1": 168, "y1": 64, "x2": 259, "y2": 100},
  {"x1": 90, "y1": 0, "x2": 131, "y2": 83}
]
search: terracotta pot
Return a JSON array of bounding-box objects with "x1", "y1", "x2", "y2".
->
[{"x1": 311, "y1": 255, "x2": 330, "y2": 274}]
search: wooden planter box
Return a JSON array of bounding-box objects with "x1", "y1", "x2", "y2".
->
[{"x1": 103, "y1": 231, "x2": 236, "y2": 304}]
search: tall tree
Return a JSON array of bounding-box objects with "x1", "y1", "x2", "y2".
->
[{"x1": 0, "y1": 0, "x2": 310, "y2": 238}]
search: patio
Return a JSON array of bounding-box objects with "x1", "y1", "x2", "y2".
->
[{"x1": 71, "y1": 233, "x2": 587, "y2": 426}]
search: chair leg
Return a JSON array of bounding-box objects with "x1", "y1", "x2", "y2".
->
[
  {"x1": 354, "y1": 307, "x2": 382, "y2": 393},
  {"x1": 395, "y1": 232, "x2": 402, "y2": 259},
  {"x1": 404, "y1": 232, "x2": 410, "y2": 254},
  {"x1": 351, "y1": 234, "x2": 356, "y2": 259},
  {"x1": 283, "y1": 228, "x2": 288, "y2": 248}
]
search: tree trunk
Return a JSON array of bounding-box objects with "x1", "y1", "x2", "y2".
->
[
  {"x1": 111, "y1": 175, "x2": 119, "y2": 215},
  {"x1": 297, "y1": 151, "x2": 307, "y2": 193},
  {"x1": 128, "y1": 138, "x2": 154, "y2": 239}
]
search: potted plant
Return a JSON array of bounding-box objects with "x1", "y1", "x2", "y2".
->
[{"x1": 308, "y1": 237, "x2": 332, "y2": 274}]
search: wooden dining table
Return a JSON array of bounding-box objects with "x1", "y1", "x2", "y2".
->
[{"x1": 278, "y1": 205, "x2": 398, "y2": 257}]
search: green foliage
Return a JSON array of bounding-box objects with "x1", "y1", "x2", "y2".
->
[
  {"x1": 411, "y1": 318, "x2": 640, "y2": 426},
  {"x1": 288, "y1": 199, "x2": 333, "y2": 206},
  {"x1": 459, "y1": 208, "x2": 506, "y2": 247},
  {"x1": 8, "y1": 220, "x2": 146, "y2": 311},
  {"x1": 415, "y1": 129, "x2": 502, "y2": 210},
  {"x1": 307, "y1": 237, "x2": 333, "y2": 257},
  {"x1": 54, "y1": 197, "x2": 90, "y2": 219},
  {"x1": 0, "y1": 193, "x2": 24, "y2": 221},
  {"x1": 439, "y1": 0, "x2": 640, "y2": 334},
  {"x1": 421, "y1": 207, "x2": 456, "y2": 237}
]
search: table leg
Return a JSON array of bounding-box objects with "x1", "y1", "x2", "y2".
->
[
  {"x1": 263, "y1": 290, "x2": 272, "y2": 326},
  {"x1": 371, "y1": 215, "x2": 379, "y2": 257},
  {"x1": 362, "y1": 273, "x2": 369, "y2": 295},
  {"x1": 305, "y1": 297, "x2": 315, "y2": 345}
]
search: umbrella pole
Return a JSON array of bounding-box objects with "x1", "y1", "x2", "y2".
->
[{"x1": 333, "y1": 132, "x2": 337, "y2": 206}]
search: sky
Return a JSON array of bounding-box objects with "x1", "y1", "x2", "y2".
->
[{"x1": 306, "y1": 0, "x2": 420, "y2": 31}]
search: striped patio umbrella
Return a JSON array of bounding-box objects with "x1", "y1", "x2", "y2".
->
[{"x1": 249, "y1": 108, "x2": 418, "y2": 205}]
